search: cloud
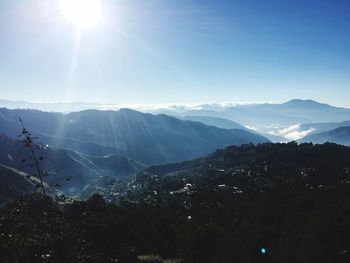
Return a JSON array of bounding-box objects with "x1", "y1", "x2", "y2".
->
[
  {"x1": 272, "y1": 124, "x2": 315, "y2": 141},
  {"x1": 244, "y1": 125, "x2": 258, "y2": 132}
]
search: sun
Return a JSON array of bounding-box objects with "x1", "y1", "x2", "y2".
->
[{"x1": 60, "y1": 0, "x2": 102, "y2": 30}]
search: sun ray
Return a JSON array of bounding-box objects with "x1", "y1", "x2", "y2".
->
[{"x1": 60, "y1": 0, "x2": 102, "y2": 31}]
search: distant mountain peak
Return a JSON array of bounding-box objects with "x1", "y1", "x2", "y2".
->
[
  {"x1": 118, "y1": 108, "x2": 137, "y2": 112},
  {"x1": 282, "y1": 99, "x2": 330, "y2": 108}
]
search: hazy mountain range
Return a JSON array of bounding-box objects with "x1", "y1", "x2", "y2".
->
[
  {"x1": 300, "y1": 126, "x2": 350, "y2": 146},
  {"x1": 2, "y1": 99, "x2": 350, "y2": 123},
  {"x1": 150, "y1": 99, "x2": 350, "y2": 142},
  {"x1": 181, "y1": 115, "x2": 251, "y2": 131},
  {"x1": 0, "y1": 107, "x2": 268, "y2": 197},
  {"x1": 0, "y1": 108, "x2": 268, "y2": 165},
  {"x1": 1, "y1": 99, "x2": 350, "y2": 199},
  {"x1": 299, "y1": 121, "x2": 350, "y2": 135},
  {"x1": 150, "y1": 99, "x2": 350, "y2": 124},
  {"x1": 2, "y1": 99, "x2": 350, "y2": 142},
  {"x1": 0, "y1": 99, "x2": 106, "y2": 113}
]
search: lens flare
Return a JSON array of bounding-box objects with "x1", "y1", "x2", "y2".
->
[{"x1": 60, "y1": 0, "x2": 102, "y2": 30}]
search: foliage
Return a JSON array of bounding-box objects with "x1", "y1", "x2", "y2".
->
[
  {"x1": 16, "y1": 116, "x2": 72, "y2": 196},
  {"x1": 1, "y1": 143, "x2": 350, "y2": 262},
  {"x1": 17, "y1": 116, "x2": 48, "y2": 195}
]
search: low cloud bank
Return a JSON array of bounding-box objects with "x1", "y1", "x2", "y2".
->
[{"x1": 268, "y1": 124, "x2": 315, "y2": 141}]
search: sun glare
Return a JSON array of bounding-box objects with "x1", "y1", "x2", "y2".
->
[{"x1": 60, "y1": 0, "x2": 102, "y2": 30}]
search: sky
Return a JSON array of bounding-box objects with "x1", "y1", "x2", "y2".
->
[{"x1": 0, "y1": 0, "x2": 349, "y2": 107}]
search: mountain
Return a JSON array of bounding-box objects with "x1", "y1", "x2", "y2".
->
[
  {"x1": 188, "y1": 100, "x2": 350, "y2": 125},
  {"x1": 182, "y1": 115, "x2": 249, "y2": 130},
  {"x1": 3, "y1": 99, "x2": 349, "y2": 142},
  {"x1": 2, "y1": 142, "x2": 350, "y2": 262},
  {"x1": 0, "y1": 164, "x2": 37, "y2": 205},
  {"x1": 0, "y1": 108, "x2": 269, "y2": 165},
  {"x1": 3, "y1": 99, "x2": 350, "y2": 126},
  {"x1": 150, "y1": 100, "x2": 350, "y2": 140},
  {"x1": 0, "y1": 99, "x2": 113, "y2": 113},
  {"x1": 299, "y1": 120, "x2": 350, "y2": 135},
  {"x1": 86, "y1": 142, "x2": 350, "y2": 202},
  {"x1": 250, "y1": 99, "x2": 350, "y2": 123},
  {"x1": 0, "y1": 134, "x2": 145, "y2": 196},
  {"x1": 300, "y1": 126, "x2": 350, "y2": 146},
  {"x1": 141, "y1": 142, "x2": 350, "y2": 182}
]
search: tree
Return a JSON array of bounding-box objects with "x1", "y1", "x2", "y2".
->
[{"x1": 17, "y1": 116, "x2": 48, "y2": 195}]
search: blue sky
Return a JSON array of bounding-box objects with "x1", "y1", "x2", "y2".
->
[{"x1": 0, "y1": 0, "x2": 349, "y2": 107}]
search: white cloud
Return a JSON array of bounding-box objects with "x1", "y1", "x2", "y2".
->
[
  {"x1": 244, "y1": 125, "x2": 257, "y2": 131},
  {"x1": 275, "y1": 124, "x2": 315, "y2": 141},
  {"x1": 253, "y1": 124, "x2": 316, "y2": 141}
]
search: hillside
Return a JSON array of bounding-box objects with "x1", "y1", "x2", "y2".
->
[
  {"x1": 0, "y1": 135, "x2": 145, "y2": 197},
  {"x1": 0, "y1": 108, "x2": 269, "y2": 165},
  {"x1": 154, "y1": 100, "x2": 350, "y2": 127},
  {"x1": 89, "y1": 142, "x2": 350, "y2": 202},
  {"x1": 301, "y1": 126, "x2": 350, "y2": 146},
  {"x1": 151, "y1": 100, "x2": 350, "y2": 141},
  {"x1": 1, "y1": 143, "x2": 350, "y2": 263},
  {"x1": 300, "y1": 121, "x2": 350, "y2": 135},
  {"x1": 0, "y1": 165, "x2": 36, "y2": 205},
  {"x1": 182, "y1": 115, "x2": 249, "y2": 130}
]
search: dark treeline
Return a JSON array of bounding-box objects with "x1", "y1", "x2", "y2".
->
[{"x1": 0, "y1": 142, "x2": 350, "y2": 262}]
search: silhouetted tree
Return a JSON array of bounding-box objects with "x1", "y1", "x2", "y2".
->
[
  {"x1": 16, "y1": 117, "x2": 73, "y2": 198},
  {"x1": 17, "y1": 116, "x2": 47, "y2": 195}
]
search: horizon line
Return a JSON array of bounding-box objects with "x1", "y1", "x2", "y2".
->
[{"x1": 1, "y1": 98, "x2": 350, "y2": 110}]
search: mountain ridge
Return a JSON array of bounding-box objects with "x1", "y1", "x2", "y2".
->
[
  {"x1": 0, "y1": 108, "x2": 269, "y2": 165},
  {"x1": 1, "y1": 99, "x2": 349, "y2": 113},
  {"x1": 300, "y1": 126, "x2": 350, "y2": 146},
  {"x1": 0, "y1": 134, "x2": 146, "y2": 196}
]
